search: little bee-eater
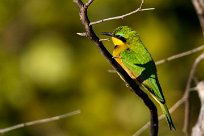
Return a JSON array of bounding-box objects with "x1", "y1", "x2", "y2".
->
[{"x1": 101, "y1": 26, "x2": 175, "y2": 130}]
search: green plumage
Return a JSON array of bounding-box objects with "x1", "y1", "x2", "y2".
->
[{"x1": 108, "y1": 26, "x2": 175, "y2": 130}]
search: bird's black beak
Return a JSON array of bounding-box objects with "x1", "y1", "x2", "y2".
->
[{"x1": 100, "y1": 32, "x2": 113, "y2": 36}]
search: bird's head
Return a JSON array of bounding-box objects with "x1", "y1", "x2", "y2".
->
[{"x1": 101, "y1": 26, "x2": 140, "y2": 46}]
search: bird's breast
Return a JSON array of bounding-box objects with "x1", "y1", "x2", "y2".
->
[{"x1": 113, "y1": 45, "x2": 136, "y2": 79}]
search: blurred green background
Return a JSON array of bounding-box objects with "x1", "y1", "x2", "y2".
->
[{"x1": 0, "y1": 0, "x2": 203, "y2": 136}]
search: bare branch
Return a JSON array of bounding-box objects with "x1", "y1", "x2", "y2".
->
[
  {"x1": 133, "y1": 122, "x2": 150, "y2": 136},
  {"x1": 85, "y1": 0, "x2": 94, "y2": 7},
  {"x1": 192, "y1": 81, "x2": 204, "y2": 136},
  {"x1": 183, "y1": 53, "x2": 204, "y2": 135},
  {"x1": 0, "y1": 110, "x2": 80, "y2": 135},
  {"x1": 133, "y1": 53, "x2": 204, "y2": 136},
  {"x1": 192, "y1": 0, "x2": 204, "y2": 37},
  {"x1": 134, "y1": 45, "x2": 204, "y2": 135},
  {"x1": 89, "y1": 0, "x2": 155, "y2": 26},
  {"x1": 133, "y1": 95, "x2": 186, "y2": 136},
  {"x1": 156, "y1": 45, "x2": 204, "y2": 65},
  {"x1": 73, "y1": 0, "x2": 158, "y2": 135},
  {"x1": 73, "y1": 0, "x2": 84, "y2": 7}
]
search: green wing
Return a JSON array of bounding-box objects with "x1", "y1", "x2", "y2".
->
[{"x1": 120, "y1": 42, "x2": 165, "y2": 103}]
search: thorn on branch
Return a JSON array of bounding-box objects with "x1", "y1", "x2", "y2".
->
[
  {"x1": 99, "y1": 38, "x2": 110, "y2": 42},
  {"x1": 77, "y1": 32, "x2": 88, "y2": 37},
  {"x1": 108, "y1": 69, "x2": 116, "y2": 73}
]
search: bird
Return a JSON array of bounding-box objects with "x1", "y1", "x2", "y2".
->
[{"x1": 101, "y1": 26, "x2": 175, "y2": 130}]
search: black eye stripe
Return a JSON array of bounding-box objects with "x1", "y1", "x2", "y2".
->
[{"x1": 115, "y1": 35, "x2": 126, "y2": 42}]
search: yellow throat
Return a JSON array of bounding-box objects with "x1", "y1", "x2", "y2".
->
[
  {"x1": 111, "y1": 37, "x2": 125, "y2": 46},
  {"x1": 111, "y1": 36, "x2": 136, "y2": 79}
]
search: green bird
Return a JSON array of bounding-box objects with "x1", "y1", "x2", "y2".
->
[{"x1": 101, "y1": 26, "x2": 175, "y2": 130}]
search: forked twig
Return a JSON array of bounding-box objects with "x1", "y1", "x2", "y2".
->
[
  {"x1": 73, "y1": 0, "x2": 158, "y2": 135},
  {"x1": 133, "y1": 53, "x2": 204, "y2": 136},
  {"x1": 183, "y1": 53, "x2": 204, "y2": 135},
  {"x1": 89, "y1": 0, "x2": 155, "y2": 25}
]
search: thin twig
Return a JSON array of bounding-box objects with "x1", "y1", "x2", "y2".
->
[
  {"x1": 134, "y1": 96, "x2": 185, "y2": 136},
  {"x1": 73, "y1": 0, "x2": 158, "y2": 136},
  {"x1": 192, "y1": 0, "x2": 204, "y2": 37},
  {"x1": 156, "y1": 45, "x2": 204, "y2": 65},
  {"x1": 183, "y1": 53, "x2": 204, "y2": 135},
  {"x1": 99, "y1": 38, "x2": 110, "y2": 42},
  {"x1": 191, "y1": 81, "x2": 204, "y2": 136},
  {"x1": 0, "y1": 110, "x2": 80, "y2": 135},
  {"x1": 89, "y1": 0, "x2": 155, "y2": 26},
  {"x1": 133, "y1": 53, "x2": 204, "y2": 136},
  {"x1": 85, "y1": 0, "x2": 94, "y2": 7},
  {"x1": 133, "y1": 96, "x2": 185, "y2": 136}
]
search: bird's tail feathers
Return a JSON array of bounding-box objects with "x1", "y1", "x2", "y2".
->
[{"x1": 160, "y1": 103, "x2": 176, "y2": 131}]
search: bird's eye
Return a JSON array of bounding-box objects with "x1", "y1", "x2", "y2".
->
[{"x1": 115, "y1": 35, "x2": 126, "y2": 42}]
